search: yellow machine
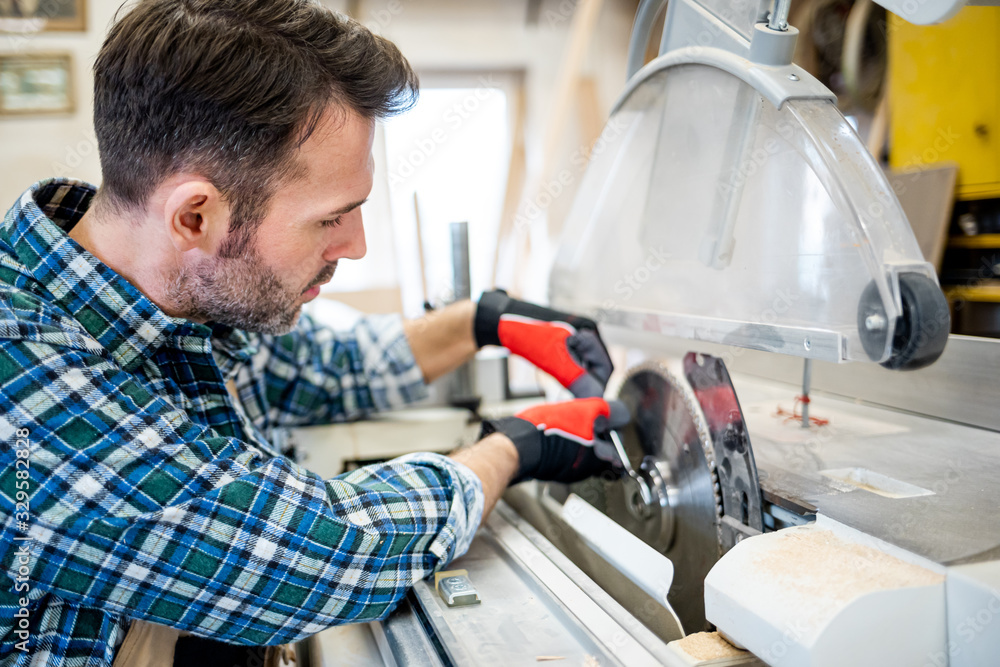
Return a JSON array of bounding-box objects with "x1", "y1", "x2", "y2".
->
[
  {"x1": 889, "y1": 5, "x2": 1000, "y2": 333},
  {"x1": 889, "y1": 6, "x2": 1000, "y2": 200}
]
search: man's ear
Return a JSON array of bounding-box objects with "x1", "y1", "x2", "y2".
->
[{"x1": 162, "y1": 179, "x2": 229, "y2": 253}]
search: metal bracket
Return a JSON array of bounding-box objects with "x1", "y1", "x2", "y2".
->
[
  {"x1": 684, "y1": 352, "x2": 765, "y2": 553},
  {"x1": 615, "y1": 46, "x2": 836, "y2": 115}
]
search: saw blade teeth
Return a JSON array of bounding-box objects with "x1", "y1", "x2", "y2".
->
[
  {"x1": 618, "y1": 358, "x2": 727, "y2": 553},
  {"x1": 577, "y1": 357, "x2": 730, "y2": 633},
  {"x1": 617, "y1": 359, "x2": 724, "y2": 519}
]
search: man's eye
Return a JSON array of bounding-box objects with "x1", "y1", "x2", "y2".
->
[{"x1": 321, "y1": 216, "x2": 344, "y2": 228}]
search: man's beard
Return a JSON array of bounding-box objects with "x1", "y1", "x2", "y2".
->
[{"x1": 165, "y1": 244, "x2": 336, "y2": 336}]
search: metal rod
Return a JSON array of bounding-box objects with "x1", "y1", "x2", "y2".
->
[
  {"x1": 801, "y1": 358, "x2": 812, "y2": 428},
  {"x1": 768, "y1": 0, "x2": 791, "y2": 31},
  {"x1": 450, "y1": 222, "x2": 477, "y2": 407},
  {"x1": 450, "y1": 221, "x2": 471, "y2": 302}
]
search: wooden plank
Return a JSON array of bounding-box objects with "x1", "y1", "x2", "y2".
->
[
  {"x1": 575, "y1": 77, "x2": 604, "y2": 161},
  {"x1": 867, "y1": 91, "x2": 890, "y2": 160},
  {"x1": 884, "y1": 162, "x2": 958, "y2": 272},
  {"x1": 538, "y1": 0, "x2": 604, "y2": 191},
  {"x1": 412, "y1": 192, "x2": 431, "y2": 305},
  {"x1": 510, "y1": 77, "x2": 603, "y2": 294},
  {"x1": 491, "y1": 78, "x2": 527, "y2": 289},
  {"x1": 510, "y1": 0, "x2": 604, "y2": 294}
]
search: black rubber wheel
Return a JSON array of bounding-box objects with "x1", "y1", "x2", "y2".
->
[
  {"x1": 857, "y1": 273, "x2": 950, "y2": 370},
  {"x1": 858, "y1": 273, "x2": 951, "y2": 371}
]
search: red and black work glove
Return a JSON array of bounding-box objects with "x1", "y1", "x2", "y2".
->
[
  {"x1": 480, "y1": 397, "x2": 631, "y2": 484},
  {"x1": 475, "y1": 289, "x2": 613, "y2": 398}
]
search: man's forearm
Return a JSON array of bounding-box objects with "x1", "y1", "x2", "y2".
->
[
  {"x1": 449, "y1": 433, "x2": 519, "y2": 525},
  {"x1": 403, "y1": 300, "x2": 478, "y2": 383}
]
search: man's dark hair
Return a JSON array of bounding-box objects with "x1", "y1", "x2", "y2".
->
[{"x1": 93, "y1": 0, "x2": 418, "y2": 254}]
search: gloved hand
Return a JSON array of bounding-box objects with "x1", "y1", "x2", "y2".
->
[
  {"x1": 480, "y1": 397, "x2": 630, "y2": 484},
  {"x1": 474, "y1": 289, "x2": 613, "y2": 398}
]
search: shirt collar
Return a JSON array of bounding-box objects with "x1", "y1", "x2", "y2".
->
[
  {"x1": 211, "y1": 323, "x2": 260, "y2": 372},
  {"x1": 2, "y1": 178, "x2": 255, "y2": 372}
]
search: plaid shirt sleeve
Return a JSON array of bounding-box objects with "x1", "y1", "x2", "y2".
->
[
  {"x1": 0, "y1": 340, "x2": 484, "y2": 649},
  {"x1": 236, "y1": 312, "x2": 430, "y2": 429}
]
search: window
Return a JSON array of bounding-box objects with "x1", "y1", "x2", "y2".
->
[{"x1": 382, "y1": 71, "x2": 519, "y2": 316}]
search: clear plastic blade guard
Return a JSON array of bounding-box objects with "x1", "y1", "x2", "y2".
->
[{"x1": 550, "y1": 3, "x2": 946, "y2": 365}]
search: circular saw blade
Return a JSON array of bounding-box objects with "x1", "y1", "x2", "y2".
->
[{"x1": 571, "y1": 360, "x2": 722, "y2": 633}]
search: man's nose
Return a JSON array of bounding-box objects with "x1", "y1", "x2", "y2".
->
[{"x1": 323, "y1": 209, "x2": 366, "y2": 262}]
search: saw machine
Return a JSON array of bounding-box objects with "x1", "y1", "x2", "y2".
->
[
  {"x1": 305, "y1": 1, "x2": 1000, "y2": 665},
  {"x1": 506, "y1": 0, "x2": 1000, "y2": 664}
]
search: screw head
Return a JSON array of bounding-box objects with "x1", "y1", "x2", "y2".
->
[
  {"x1": 803, "y1": 338, "x2": 812, "y2": 351},
  {"x1": 788, "y1": 73, "x2": 800, "y2": 81},
  {"x1": 865, "y1": 314, "x2": 887, "y2": 331}
]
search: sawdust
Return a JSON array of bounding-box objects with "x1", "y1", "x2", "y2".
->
[
  {"x1": 751, "y1": 528, "x2": 943, "y2": 606},
  {"x1": 846, "y1": 480, "x2": 884, "y2": 494},
  {"x1": 674, "y1": 632, "x2": 746, "y2": 660}
]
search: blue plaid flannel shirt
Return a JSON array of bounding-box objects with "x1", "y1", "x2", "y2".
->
[{"x1": 0, "y1": 179, "x2": 484, "y2": 666}]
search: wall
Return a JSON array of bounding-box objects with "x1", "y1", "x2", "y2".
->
[
  {"x1": 345, "y1": 0, "x2": 637, "y2": 304},
  {"x1": 0, "y1": 0, "x2": 638, "y2": 308},
  {"x1": 0, "y1": 0, "x2": 119, "y2": 206}
]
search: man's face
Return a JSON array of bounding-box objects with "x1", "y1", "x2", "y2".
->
[{"x1": 167, "y1": 108, "x2": 373, "y2": 334}]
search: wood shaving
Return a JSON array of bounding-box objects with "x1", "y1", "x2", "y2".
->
[
  {"x1": 751, "y1": 528, "x2": 943, "y2": 607},
  {"x1": 674, "y1": 632, "x2": 747, "y2": 660}
]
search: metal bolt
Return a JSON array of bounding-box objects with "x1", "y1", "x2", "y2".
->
[
  {"x1": 803, "y1": 338, "x2": 811, "y2": 351},
  {"x1": 768, "y1": 0, "x2": 792, "y2": 32},
  {"x1": 787, "y1": 73, "x2": 799, "y2": 81},
  {"x1": 865, "y1": 314, "x2": 887, "y2": 331}
]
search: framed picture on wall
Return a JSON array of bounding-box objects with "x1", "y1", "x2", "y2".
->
[
  {"x1": 0, "y1": 53, "x2": 74, "y2": 115},
  {"x1": 0, "y1": 0, "x2": 86, "y2": 32}
]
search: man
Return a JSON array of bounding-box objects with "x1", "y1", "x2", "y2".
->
[{"x1": 0, "y1": 1, "x2": 625, "y2": 666}]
